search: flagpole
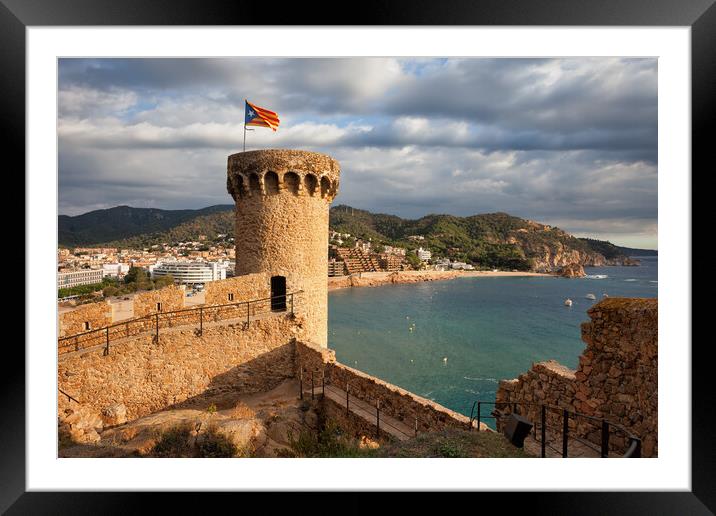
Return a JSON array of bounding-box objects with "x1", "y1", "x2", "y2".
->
[{"x1": 243, "y1": 122, "x2": 246, "y2": 152}]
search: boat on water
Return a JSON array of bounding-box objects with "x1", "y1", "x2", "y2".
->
[
  {"x1": 564, "y1": 298, "x2": 573, "y2": 307},
  {"x1": 586, "y1": 293, "x2": 596, "y2": 300}
]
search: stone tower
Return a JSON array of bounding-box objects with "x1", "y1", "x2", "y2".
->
[{"x1": 226, "y1": 149, "x2": 340, "y2": 347}]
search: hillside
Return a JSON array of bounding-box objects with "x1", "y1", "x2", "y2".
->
[
  {"x1": 58, "y1": 204, "x2": 653, "y2": 272},
  {"x1": 58, "y1": 205, "x2": 233, "y2": 246},
  {"x1": 329, "y1": 206, "x2": 642, "y2": 271}
]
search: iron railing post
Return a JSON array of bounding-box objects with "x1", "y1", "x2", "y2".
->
[
  {"x1": 601, "y1": 420, "x2": 610, "y2": 458},
  {"x1": 477, "y1": 402, "x2": 481, "y2": 432},
  {"x1": 541, "y1": 405, "x2": 546, "y2": 458},
  {"x1": 562, "y1": 409, "x2": 569, "y2": 458},
  {"x1": 104, "y1": 327, "x2": 109, "y2": 356},
  {"x1": 75, "y1": 336, "x2": 79, "y2": 352},
  {"x1": 415, "y1": 418, "x2": 418, "y2": 437},
  {"x1": 376, "y1": 400, "x2": 380, "y2": 439},
  {"x1": 199, "y1": 306, "x2": 203, "y2": 336}
]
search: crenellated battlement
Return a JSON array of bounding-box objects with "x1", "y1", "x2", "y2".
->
[{"x1": 227, "y1": 149, "x2": 340, "y2": 202}]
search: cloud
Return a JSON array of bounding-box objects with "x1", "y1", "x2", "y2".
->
[{"x1": 57, "y1": 57, "x2": 658, "y2": 248}]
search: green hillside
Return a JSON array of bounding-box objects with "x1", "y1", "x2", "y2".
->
[{"x1": 58, "y1": 204, "x2": 653, "y2": 271}]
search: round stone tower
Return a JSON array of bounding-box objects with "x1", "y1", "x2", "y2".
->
[{"x1": 226, "y1": 149, "x2": 340, "y2": 347}]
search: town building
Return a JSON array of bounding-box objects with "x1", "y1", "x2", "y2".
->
[
  {"x1": 149, "y1": 260, "x2": 228, "y2": 285},
  {"x1": 102, "y1": 263, "x2": 130, "y2": 278},
  {"x1": 416, "y1": 247, "x2": 432, "y2": 261},
  {"x1": 58, "y1": 268, "x2": 104, "y2": 289}
]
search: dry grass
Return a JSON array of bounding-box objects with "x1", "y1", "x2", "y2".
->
[
  {"x1": 231, "y1": 401, "x2": 256, "y2": 419},
  {"x1": 379, "y1": 428, "x2": 534, "y2": 458}
]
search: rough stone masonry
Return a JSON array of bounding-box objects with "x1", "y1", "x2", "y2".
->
[
  {"x1": 495, "y1": 298, "x2": 658, "y2": 457},
  {"x1": 226, "y1": 149, "x2": 340, "y2": 348}
]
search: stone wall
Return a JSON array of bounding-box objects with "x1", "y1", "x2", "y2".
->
[
  {"x1": 227, "y1": 150, "x2": 340, "y2": 348},
  {"x1": 204, "y1": 272, "x2": 270, "y2": 306},
  {"x1": 59, "y1": 301, "x2": 113, "y2": 338},
  {"x1": 58, "y1": 314, "x2": 306, "y2": 420},
  {"x1": 495, "y1": 298, "x2": 658, "y2": 457},
  {"x1": 132, "y1": 285, "x2": 185, "y2": 318},
  {"x1": 295, "y1": 341, "x2": 481, "y2": 435}
]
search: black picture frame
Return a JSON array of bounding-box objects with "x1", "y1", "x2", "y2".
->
[{"x1": 6, "y1": 0, "x2": 711, "y2": 512}]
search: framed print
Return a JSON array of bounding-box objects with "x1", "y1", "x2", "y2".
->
[{"x1": 6, "y1": 0, "x2": 712, "y2": 512}]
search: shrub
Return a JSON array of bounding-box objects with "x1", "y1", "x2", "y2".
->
[
  {"x1": 196, "y1": 425, "x2": 237, "y2": 458},
  {"x1": 150, "y1": 424, "x2": 194, "y2": 458}
]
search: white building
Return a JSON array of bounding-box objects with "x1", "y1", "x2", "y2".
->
[
  {"x1": 149, "y1": 261, "x2": 228, "y2": 285},
  {"x1": 416, "y1": 247, "x2": 432, "y2": 262},
  {"x1": 102, "y1": 263, "x2": 130, "y2": 278},
  {"x1": 58, "y1": 268, "x2": 104, "y2": 289}
]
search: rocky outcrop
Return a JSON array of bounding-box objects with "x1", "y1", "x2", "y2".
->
[
  {"x1": 101, "y1": 403, "x2": 128, "y2": 427},
  {"x1": 328, "y1": 270, "x2": 463, "y2": 290},
  {"x1": 495, "y1": 298, "x2": 658, "y2": 457},
  {"x1": 559, "y1": 263, "x2": 586, "y2": 278},
  {"x1": 59, "y1": 404, "x2": 104, "y2": 444}
]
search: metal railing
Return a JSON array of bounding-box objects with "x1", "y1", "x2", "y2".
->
[
  {"x1": 58, "y1": 292, "x2": 300, "y2": 356},
  {"x1": 469, "y1": 400, "x2": 642, "y2": 458},
  {"x1": 299, "y1": 369, "x2": 431, "y2": 441},
  {"x1": 58, "y1": 388, "x2": 80, "y2": 404}
]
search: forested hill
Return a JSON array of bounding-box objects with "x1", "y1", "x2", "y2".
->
[
  {"x1": 58, "y1": 204, "x2": 654, "y2": 271},
  {"x1": 328, "y1": 205, "x2": 649, "y2": 270},
  {"x1": 58, "y1": 205, "x2": 233, "y2": 246}
]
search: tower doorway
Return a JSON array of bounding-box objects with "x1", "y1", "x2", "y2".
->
[{"x1": 271, "y1": 275, "x2": 287, "y2": 311}]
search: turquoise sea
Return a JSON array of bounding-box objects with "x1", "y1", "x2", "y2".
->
[{"x1": 327, "y1": 256, "x2": 657, "y2": 420}]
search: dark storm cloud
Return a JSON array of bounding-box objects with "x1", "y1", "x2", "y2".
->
[{"x1": 58, "y1": 57, "x2": 658, "y2": 248}]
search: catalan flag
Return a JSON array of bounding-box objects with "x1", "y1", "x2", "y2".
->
[{"x1": 245, "y1": 100, "x2": 280, "y2": 131}]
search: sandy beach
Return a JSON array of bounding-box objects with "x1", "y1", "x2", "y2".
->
[{"x1": 328, "y1": 270, "x2": 553, "y2": 291}]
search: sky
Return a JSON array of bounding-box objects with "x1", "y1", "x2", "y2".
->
[{"x1": 58, "y1": 57, "x2": 658, "y2": 249}]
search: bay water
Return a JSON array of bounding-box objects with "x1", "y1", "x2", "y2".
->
[{"x1": 328, "y1": 256, "x2": 657, "y2": 421}]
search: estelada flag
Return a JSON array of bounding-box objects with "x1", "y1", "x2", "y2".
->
[{"x1": 245, "y1": 100, "x2": 280, "y2": 131}]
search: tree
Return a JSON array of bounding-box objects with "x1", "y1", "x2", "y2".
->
[
  {"x1": 405, "y1": 253, "x2": 422, "y2": 270},
  {"x1": 153, "y1": 274, "x2": 175, "y2": 289},
  {"x1": 125, "y1": 266, "x2": 152, "y2": 287},
  {"x1": 103, "y1": 285, "x2": 119, "y2": 297}
]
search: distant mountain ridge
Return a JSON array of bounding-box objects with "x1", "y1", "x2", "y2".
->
[
  {"x1": 58, "y1": 205, "x2": 234, "y2": 246},
  {"x1": 58, "y1": 204, "x2": 655, "y2": 272}
]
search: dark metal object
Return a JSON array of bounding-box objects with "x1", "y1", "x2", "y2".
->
[
  {"x1": 58, "y1": 291, "x2": 303, "y2": 355},
  {"x1": 298, "y1": 369, "x2": 303, "y2": 400},
  {"x1": 625, "y1": 437, "x2": 642, "y2": 458},
  {"x1": 541, "y1": 405, "x2": 547, "y2": 458},
  {"x1": 601, "y1": 420, "x2": 610, "y2": 457},
  {"x1": 198, "y1": 306, "x2": 203, "y2": 335},
  {"x1": 563, "y1": 409, "x2": 569, "y2": 457},
  {"x1": 503, "y1": 413, "x2": 534, "y2": 448},
  {"x1": 58, "y1": 388, "x2": 79, "y2": 404},
  {"x1": 104, "y1": 327, "x2": 109, "y2": 356},
  {"x1": 376, "y1": 400, "x2": 380, "y2": 439}
]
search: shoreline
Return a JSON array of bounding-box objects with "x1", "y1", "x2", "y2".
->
[{"x1": 327, "y1": 270, "x2": 553, "y2": 291}]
